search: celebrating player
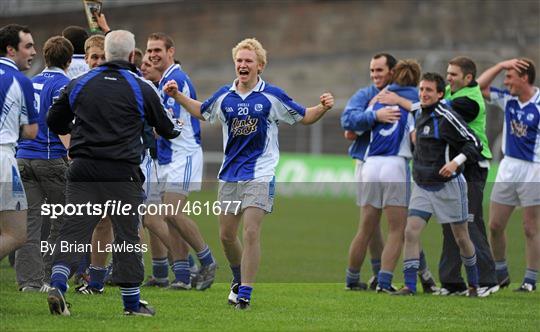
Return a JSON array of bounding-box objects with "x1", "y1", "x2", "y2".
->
[{"x1": 164, "y1": 38, "x2": 334, "y2": 309}]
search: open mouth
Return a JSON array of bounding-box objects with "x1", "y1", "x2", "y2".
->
[
  {"x1": 150, "y1": 57, "x2": 161, "y2": 66},
  {"x1": 238, "y1": 69, "x2": 249, "y2": 78}
]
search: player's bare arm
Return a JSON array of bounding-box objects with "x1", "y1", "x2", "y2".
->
[
  {"x1": 163, "y1": 80, "x2": 204, "y2": 120},
  {"x1": 300, "y1": 92, "x2": 334, "y2": 125}
]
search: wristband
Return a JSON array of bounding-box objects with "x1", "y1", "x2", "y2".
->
[{"x1": 452, "y1": 153, "x2": 467, "y2": 166}]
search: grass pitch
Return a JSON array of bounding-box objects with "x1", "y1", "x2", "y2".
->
[{"x1": 1, "y1": 189, "x2": 539, "y2": 331}]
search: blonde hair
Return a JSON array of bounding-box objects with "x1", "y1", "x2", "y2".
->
[
  {"x1": 84, "y1": 34, "x2": 104, "y2": 54},
  {"x1": 232, "y1": 38, "x2": 267, "y2": 70}
]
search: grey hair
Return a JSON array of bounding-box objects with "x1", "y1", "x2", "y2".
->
[{"x1": 104, "y1": 30, "x2": 135, "y2": 61}]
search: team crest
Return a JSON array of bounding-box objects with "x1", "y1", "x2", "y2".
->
[
  {"x1": 423, "y1": 126, "x2": 430, "y2": 135},
  {"x1": 167, "y1": 98, "x2": 175, "y2": 106},
  {"x1": 527, "y1": 113, "x2": 534, "y2": 122},
  {"x1": 255, "y1": 104, "x2": 264, "y2": 112},
  {"x1": 510, "y1": 120, "x2": 527, "y2": 137}
]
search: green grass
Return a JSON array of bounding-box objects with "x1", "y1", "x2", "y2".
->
[{"x1": 1, "y1": 190, "x2": 539, "y2": 331}]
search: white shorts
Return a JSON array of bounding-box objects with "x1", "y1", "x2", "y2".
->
[
  {"x1": 218, "y1": 176, "x2": 275, "y2": 214},
  {"x1": 139, "y1": 152, "x2": 161, "y2": 204},
  {"x1": 355, "y1": 160, "x2": 364, "y2": 207},
  {"x1": 409, "y1": 174, "x2": 469, "y2": 224},
  {"x1": 158, "y1": 148, "x2": 203, "y2": 196},
  {"x1": 0, "y1": 146, "x2": 27, "y2": 211},
  {"x1": 359, "y1": 156, "x2": 411, "y2": 208},
  {"x1": 491, "y1": 157, "x2": 540, "y2": 207}
]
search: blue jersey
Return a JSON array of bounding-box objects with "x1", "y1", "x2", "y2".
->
[
  {"x1": 157, "y1": 64, "x2": 201, "y2": 165},
  {"x1": 17, "y1": 68, "x2": 69, "y2": 159},
  {"x1": 0, "y1": 57, "x2": 38, "y2": 149},
  {"x1": 367, "y1": 84, "x2": 418, "y2": 158},
  {"x1": 201, "y1": 78, "x2": 305, "y2": 181},
  {"x1": 489, "y1": 87, "x2": 540, "y2": 162},
  {"x1": 340, "y1": 84, "x2": 380, "y2": 161}
]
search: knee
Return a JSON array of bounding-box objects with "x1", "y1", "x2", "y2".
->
[
  {"x1": 523, "y1": 219, "x2": 538, "y2": 239},
  {"x1": 404, "y1": 225, "x2": 419, "y2": 244},
  {"x1": 15, "y1": 233, "x2": 27, "y2": 248},
  {"x1": 453, "y1": 234, "x2": 469, "y2": 249},
  {"x1": 489, "y1": 220, "x2": 505, "y2": 235},
  {"x1": 220, "y1": 229, "x2": 237, "y2": 245},
  {"x1": 242, "y1": 225, "x2": 260, "y2": 245},
  {"x1": 94, "y1": 218, "x2": 111, "y2": 232}
]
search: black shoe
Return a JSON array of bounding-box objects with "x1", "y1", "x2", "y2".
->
[
  {"x1": 143, "y1": 276, "x2": 169, "y2": 288},
  {"x1": 228, "y1": 282, "x2": 239, "y2": 305},
  {"x1": 47, "y1": 288, "x2": 71, "y2": 316},
  {"x1": 235, "y1": 298, "x2": 250, "y2": 310},
  {"x1": 498, "y1": 275, "x2": 511, "y2": 288},
  {"x1": 368, "y1": 275, "x2": 378, "y2": 291},
  {"x1": 376, "y1": 284, "x2": 397, "y2": 294},
  {"x1": 513, "y1": 283, "x2": 536, "y2": 292},
  {"x1": 75, "y1": 283, "x2": 104, "y2": 295},
  {"x1": 392, "y1": 287, "x2": 415, "y2": 296},
  {"x1": 345, "y1": 282, "x2": 367, "y2": 291},
  {"x1": 419, "y1": 271, "x2": 439, "y2": 294},
  {"x1": 124, "y1": 300, "x2": 156, "y2": 317}
]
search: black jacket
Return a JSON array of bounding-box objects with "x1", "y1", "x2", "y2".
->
[
  {"x1": 47, "y1": 60, "x2": 180, "y2": 165},
  {"x1": 413, "y1": 101, "x2": 482, "y2": 186}
]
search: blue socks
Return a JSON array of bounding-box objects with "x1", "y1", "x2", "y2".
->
[
  {"x1": 403, "y1": 259, "x2": 419, "y2": 293},
  {"x1": 88, "y1": 265, "x2": 107, "y2": 289},
  {"x1": 120, "y1": 287, "x2": 140, "y2": 312},
  {"x1": 50, "y1": 264, "x2": 70, "y2": 294},
  {"x1": 152, "y1": 257, "x2": 169, "y2": 281},
  {"x1": 370, "y1": 259, "x2": 381, "y2": 276},
  {"x1": 377, "y1": 270, "x2": 393, "y2": 290},
  {"x1": 461, "y1": 253, "x2": 479, "y2": 288},
  {"x1": 524, "y1": 268, "x2": 538, "y2": 285},
  {"x1": 196, "y1": 245, "x2": 215, "y2": 267},
  {"x1": 346, "y1": 268, "x2": 360, "y2": 286},
  {"x1": 171, "y1": 259, "x2": 190, "y2": 284},
  {"x1": 238, "y1": 285, "x2": 253, "y2": 302},
  {"x1": 495, "y1": 260, "x2": 509, "y2": 280}
]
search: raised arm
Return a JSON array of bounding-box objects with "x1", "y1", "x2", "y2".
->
[
  {"x1": 301, "y1": 92, "x2": 334, "y2": 125},
  {"x1": 163, "y1": 80, "x2": 205, "y2": 121},
  {"x1": 477, "y1": 59, "x2": 529, "y2": 99}
]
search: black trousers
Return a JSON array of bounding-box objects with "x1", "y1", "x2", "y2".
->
[
  {"x1": 439, "y1": 164, "x2": 498, "y2": 290},
  {"x1": 51, "y1": 159, "x2": 145, "y2": 285}
]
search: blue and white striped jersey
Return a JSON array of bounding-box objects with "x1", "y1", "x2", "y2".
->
[
  {"x1": 201, "y1": 78, "x2": 306, "y2": 181},
  {"x1": 489, "y1": 87, "x2": 540, "y2": 162},
  {"x1": 17, "y1": 67, "x2": 69, "y2": 159},
  {"x1": 0, "y1": 57, "x2": 38, "y2": 149},
  {"x1": 367, "y1": 84, "x2": 418, "y2": 158},
  {"x1": 157, "y1": 64, "x2": 201, "y2": 165}
]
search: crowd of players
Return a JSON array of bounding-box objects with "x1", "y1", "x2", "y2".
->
[{"x1": 0, "y1": 9, "x2": 538, "y2": 317}]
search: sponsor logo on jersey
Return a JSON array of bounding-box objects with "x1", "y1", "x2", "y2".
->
[{"x1": 231, "y1": 116, "x2": 258, "y2": 137}]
